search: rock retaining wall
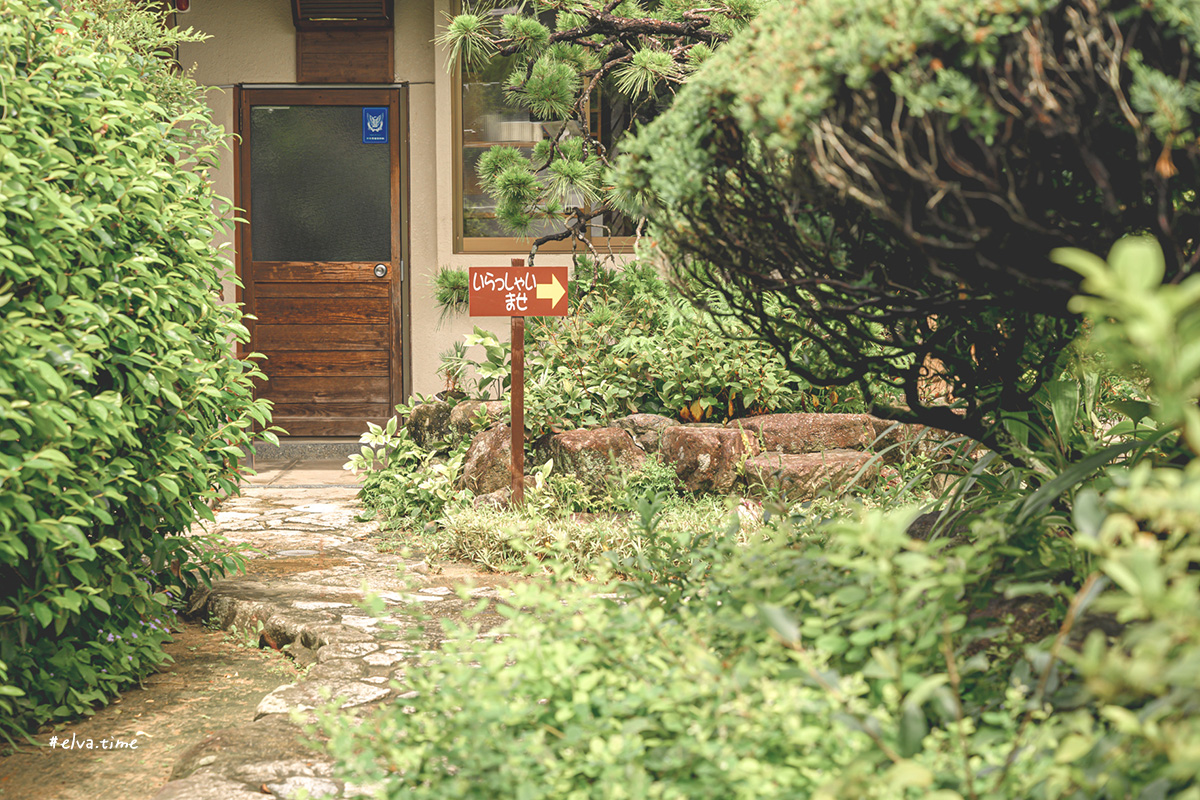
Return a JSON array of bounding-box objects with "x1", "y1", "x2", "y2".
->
[{"x1": 405, "y1": 400, "x2": 943, "y2": 501}]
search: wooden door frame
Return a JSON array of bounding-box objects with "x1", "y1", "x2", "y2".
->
[{"x1": 233, "y1": 84, "x2": 411, "y2": 408}]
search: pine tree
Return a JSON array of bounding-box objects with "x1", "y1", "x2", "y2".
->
[{"x1": 440, "y1": 0, "x2": 768, "y2": 260}]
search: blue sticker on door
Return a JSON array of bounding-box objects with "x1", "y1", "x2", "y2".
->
[{"x1": 362, "y1": 107, "x2": 388, "y2": 143}]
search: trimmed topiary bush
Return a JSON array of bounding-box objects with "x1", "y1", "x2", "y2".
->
[
  {"x1": 615, "y1": 0, "x2": 1200, "y2": 462},
  {"x1": 0, "y1": 0, "x2": 272, "y2": 739}
]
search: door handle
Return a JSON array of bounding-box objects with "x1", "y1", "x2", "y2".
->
[{"x1": 374, "y1": 263, "x2": 388, "y2": 278}]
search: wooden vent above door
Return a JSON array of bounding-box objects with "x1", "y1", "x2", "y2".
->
[
  {"x1": 293, "y1": 0, "x2": 394, "y2": 83},
  {"x1": 292, "y1": 0, "x2": 394, "y2": 29}
]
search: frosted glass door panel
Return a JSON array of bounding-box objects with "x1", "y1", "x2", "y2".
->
[{"x1": 250, "y1": 105, "x2": 390, "y2": 263}]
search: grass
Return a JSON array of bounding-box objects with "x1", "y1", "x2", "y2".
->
[
  {"x1": 372, "y1": 483, "x2": 937, "y2": 576},
  {"x1": 360, "y1": 436, "x2": 946, "y2": 576},
  {"x1": 418, "y1": 495, "x2": 755, "y2": 573}
]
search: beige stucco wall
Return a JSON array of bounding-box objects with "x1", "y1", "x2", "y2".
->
[
  {"x1": 196, "y1": 87, "x2": 239, "y2": 306},
  {"x1": 177, "y1": 0, "x2": 577, "y2": 404},
  {"x1": 178, "y1": 1, "x2": 295, "y2": 85}
]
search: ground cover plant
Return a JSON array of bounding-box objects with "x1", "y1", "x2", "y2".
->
[
  {"x1": 318, "y1": 239, "x2": 1200, "y2": 799},
  {"x1": 0, "y1": 0, "x2": 271, "y2": 740},
  {"x1": 352, "y1": 417, "x2": 473, "y2": 530}
]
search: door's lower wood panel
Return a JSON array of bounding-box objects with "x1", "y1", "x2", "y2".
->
[
  {"x1": 255, "y1": 324, "x2": 389, "y2": 350},
  {"x1": 258, "y1": 376, "x2": 390, "y2": 404},
  {"x1": 257, "y1": 297, "x2": 390, "y2": 325},
  {"x1": 272, "y1": 417, "x2": 388, "y2": 437},
  {"x1": 260, "y1": 351, "x2": 389, "y2": 377},
  {"x1": 256, "y1": 282, "x2": 389, "y2": 299},
  {"x1": 253, "y1": 262, "x2": 381, "y2": 282},
  {"x1": 267, "y1": 403, "x2": 391, "y2": 418}
]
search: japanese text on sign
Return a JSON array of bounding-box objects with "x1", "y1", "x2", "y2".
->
[
  {"x1": 472, "y1": 269, "x2": 537, "y2": 312},
  {"x1": 468, "y1": 266, "x2": 569, "y2": 317}
]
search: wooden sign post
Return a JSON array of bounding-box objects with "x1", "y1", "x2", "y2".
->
[{"x1": 468, "y1": 260, "x2": 569, "y2": 505}]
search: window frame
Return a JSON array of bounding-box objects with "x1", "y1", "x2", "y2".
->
[{"x1": 450, "y1": 18, "x2": 634, "y2": 255}]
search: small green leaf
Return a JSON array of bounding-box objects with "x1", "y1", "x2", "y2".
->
[
  {"x1": 32, "y1": 603, "x2": 52, "y2": 628},
  {"x1": 759, "y1": 605, "x2": 800, "y2": 645}
]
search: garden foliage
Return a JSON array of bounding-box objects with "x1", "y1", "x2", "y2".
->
[
  {"x1": 0, "y1": 0, "x2": 270, "y2": 738},
  {"x1": 615, "y1": 0, "x2": 1200, "y2": 460},
  {"x1": 353, "y1": 416, "x2": 471, "y2": 530},
  {"x1": 446, "y1": 259, "x2": 874, "y2": 433},
  {"x1": 320, "y1": 240, "x2": 1200, "y2": 798}
]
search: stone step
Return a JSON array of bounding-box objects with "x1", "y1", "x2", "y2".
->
[
  {"x1": 743, "y1": 449, "x2": 880, "y2": 500},
  {"x1": 244, "y1": 438, "x2": 367, "y2": 464}
]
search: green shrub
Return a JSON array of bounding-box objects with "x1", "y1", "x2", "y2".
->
[
  {"x1": 350, "y1": 418, "x2": 473, "y2": 529},
  {"x1": 319, "y1": 475, "x2": 1200, "y2": 799},
  {"x1": 315, "y1": 506, "x2": 1062, "y2": 799},
  {"x1": 319, "y1": 239, "x2": 1200, "y2": 797},
  {"x1": 0, "y1": 0, "x2": 271, "y2": 739},
  {"x1": 615, "y1": 0, "x2": 1200, "y2": 459},
  {"x1": 432, "y1": 266, "x2": 469, "y2": 324}
]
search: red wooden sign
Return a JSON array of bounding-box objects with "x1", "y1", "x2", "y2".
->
[{"x1": 468, "y1": 266, "x2": 569, "y2": 317}]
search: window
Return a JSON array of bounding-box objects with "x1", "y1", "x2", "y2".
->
[{"x1": 455, "y1": 9, "x2": 634, "y2": 253}]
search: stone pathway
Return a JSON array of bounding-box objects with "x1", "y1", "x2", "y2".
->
[{"x1": 152, "y1": 461, "x2": 516, "y2": 800}]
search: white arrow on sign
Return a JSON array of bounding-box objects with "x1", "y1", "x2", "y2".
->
[{"x1": 536, "y1": 273, "x2": 566, "y2": 309}]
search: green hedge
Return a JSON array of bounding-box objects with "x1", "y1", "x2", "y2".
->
[{"x1": 0, "y1": 0, "x2": 271, "y2": 739}]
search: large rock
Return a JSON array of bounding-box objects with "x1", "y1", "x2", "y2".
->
[
  {"x1": 867, "y1": 416, "x2": 919, "y2": 464},
  {"x1": 449, "y1": 400, "x2": 507, "y2": 438},
  {"x1": 612, "y1": 413, "x2": 679, "y2": 454},
  {"x1": 742, "y1": 450, "x2": 879, "y2": 500},
  {"x1": 868, "y1": 416, "x2": 965, "y2": 463},
  {"x1": 659, "y1": 426, "x2": 760, "y2": 494},
  {"x1": 472, "y1": 476, "x2": 538, "y2": 510},
  {"x1": 407, "y1": 401, "x2": 451, "y2": 449},
  {"x1": 728, "y1": 413, "x2": 875, "y2": 454},
  {"x1": 549, "y1": 428, "x2": 646, "y2": 491},
  {"x1": 459, "y1": 424, "x2": 512, "y2": 495}
]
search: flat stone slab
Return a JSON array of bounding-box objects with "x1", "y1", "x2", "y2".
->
[
  {"x1": 292, "y1": 600, "x2": 354, "y2": 610},
  {"x1": 362, "y1": 650, "x2": 409, "y2": 667},
  {"x1": 230, "y1": 760, "x2": 336, "y2": 784},
  {"x1": 317, "y1": 642, "x2": 380, "y2": 663},
  {"x1": 154, "y1": 775, "x2": 276, "y2": 800},
  {"x1": 728, "y1": 413, "x2": 876, "y2": 454},
  {"x1": 149, "y1": 477, "x2": 522, "y2": 799},
  {"x1": 255, "y1": 680, "x2": 391, "y2": 719},
  {"x1": 743, "y1": 450, "x2": 879, "y2": 499}
]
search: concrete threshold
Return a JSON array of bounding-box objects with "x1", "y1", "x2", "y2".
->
[{"x1": 246, "y1": 438, "x2": 370, "y2": 465}]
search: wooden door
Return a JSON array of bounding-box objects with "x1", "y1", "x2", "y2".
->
[{"x1": 237, "y1": 88, "x2": 405, "y2": 437}]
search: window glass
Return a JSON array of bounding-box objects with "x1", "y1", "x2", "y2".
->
[
  {"x1": 458, "y1": 10, "x2": 633, "y2": 247},
  {"x1": 461, "y1": 41, "x2": 568, "y2": 241},
  {"x1": 251, "y1": 105, "x2": 391, "y2": 262}
]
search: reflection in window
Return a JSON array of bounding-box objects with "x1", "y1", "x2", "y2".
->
[{"x1": 459, "y1": 11, "x2": 633, "y2": 246}]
